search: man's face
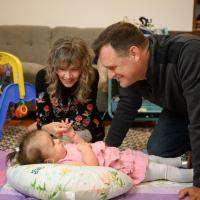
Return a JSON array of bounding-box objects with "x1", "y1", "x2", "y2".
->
[{"x1": 99, "y1": 44, "x2": 143, "y2": 88}]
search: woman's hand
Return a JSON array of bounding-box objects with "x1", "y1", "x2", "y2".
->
[
  {"x1": 61, "y1": 120, "x2": 85, "y2": 143},
  {"x1": 179, "y1": 186, "x2": 200, "y2": 200},
  {"x1": 41, "y1": 121, "x2": 70, "y2": 138},
  {"x1": 61, "y1": 122, "x2": 76, "y2": 138},
  {"x1": 77, "y1": 142, "x2": 99, "y2": 166}
]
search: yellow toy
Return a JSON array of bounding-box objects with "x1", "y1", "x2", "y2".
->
[
  {"x1": 0, "y1": 52, "x2": 36, "y2": 139},
  {"x1": 0, "y1": 52, "x2": 28, "y2": 118},
  {"x1": 0, "y1": 52, "x2": 25, "y2": 99}
]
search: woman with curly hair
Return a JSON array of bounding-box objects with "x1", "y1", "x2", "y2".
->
[{"x1": 35, "y1": 37, "x2": 105, "y2": 142}]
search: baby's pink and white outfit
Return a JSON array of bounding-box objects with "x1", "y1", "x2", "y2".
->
[{"x1": 58, "y1": 141, "x2": 148, "y2": 184}]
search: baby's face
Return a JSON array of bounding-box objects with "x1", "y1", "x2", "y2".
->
[{"x1": 37, "y1": 131, "x2": 67, "y2": 162}]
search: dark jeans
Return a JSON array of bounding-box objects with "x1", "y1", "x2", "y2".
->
[{"x1": 147, "y1": 110, "x2": 191, "y2": 157}]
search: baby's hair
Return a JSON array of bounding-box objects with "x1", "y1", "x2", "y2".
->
[{"x1": 7, "y1": 130, "x2": 46, "y2": 165}]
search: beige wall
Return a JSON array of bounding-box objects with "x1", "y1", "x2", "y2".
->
[{"x1": 0, "y1": 0, "x2": 193, "y2": 31}]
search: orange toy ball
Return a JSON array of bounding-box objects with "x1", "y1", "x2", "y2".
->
[{"x1": 14, "y1": 104, "x2": 28, "y2": 118}]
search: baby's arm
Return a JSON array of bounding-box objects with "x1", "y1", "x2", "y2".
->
[{"x1": 77, "y1": 143, "x2": 99, "y2": 166}]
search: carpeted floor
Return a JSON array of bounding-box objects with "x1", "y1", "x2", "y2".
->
[
  {"x1": 0, "y1": 126, "x2": 153, "y2": 151},
  {"x1": 105, "y1": 126, "x2": 152, "y2": 150},
  {"x1": 0, "y1": 126, "x2": 28, "y2": 150}
]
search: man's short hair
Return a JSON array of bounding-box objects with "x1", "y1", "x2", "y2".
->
[{"x1": 92, "y1": 21, "x2": 148, "y2": 57}]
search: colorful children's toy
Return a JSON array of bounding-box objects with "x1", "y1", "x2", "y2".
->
[
  {"x1": 0, "y1": 63, "x2": 16, "y2": 120},
  {"x1": 0, "y1": 64, "x2": 11, "y2": 94},
  {"x1": 14, "y1": 100, "x2": 28, "y2": 118},
  {"x1": 0, "y1": 52, "x2": 36, "y2": 140}
]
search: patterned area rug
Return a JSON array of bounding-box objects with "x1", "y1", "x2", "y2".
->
[
  {"x1": 105, "y1": 126, "x2": 152, "y2": 150},
  {"x1": 0, "y1": 126, "x2": 153, "y2": 151},
  {"x1": 0, "y1": 126, "x2": 28, "y2": 150}
]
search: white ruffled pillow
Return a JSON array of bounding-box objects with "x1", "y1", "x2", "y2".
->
[{"x1": 7, "y1": 164, "x2": 133, "y2": 200}]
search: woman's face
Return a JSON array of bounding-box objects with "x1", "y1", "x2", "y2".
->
[{"x1": 56, "y1": 62, "x2": 81, "y2": 88}]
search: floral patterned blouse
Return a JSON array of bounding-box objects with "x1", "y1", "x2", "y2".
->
[{"x1": 35, "y1": 68, "x2": 105, "y2": 142}]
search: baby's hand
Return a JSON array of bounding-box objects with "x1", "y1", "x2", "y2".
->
[
  {"x1": 61, "y1": 118, "x2": 85, "y2": 143},
  {"x1": 60, "y1": 120, "x2": 76, "y2": 138},
  {"x1": 76, "y1": 142, "x2": 98, "y2": 166},
  {"x1": 77, "y1": 143, "x2": 92, "y2": 152}
]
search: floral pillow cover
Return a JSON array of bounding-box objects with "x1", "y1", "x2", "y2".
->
[{"x1": 7, "y1": 164, "x2": 133, "y2": 200}]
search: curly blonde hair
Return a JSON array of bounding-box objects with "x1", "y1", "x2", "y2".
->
[{"x1": 45, "y1": 37, "x2": 95, "y2": 103}]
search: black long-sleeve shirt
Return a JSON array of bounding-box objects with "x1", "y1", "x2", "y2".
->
[
  {"x1": 35, "y1": 68, "x2": 105, "y2": 142},
  {"x1": 106, "y1": 33, "x2": 200, "y2": 186}
]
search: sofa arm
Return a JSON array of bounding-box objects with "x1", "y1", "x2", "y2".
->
[{"x1": 22, "y1": 62, "x2": 45, "y2": 85}]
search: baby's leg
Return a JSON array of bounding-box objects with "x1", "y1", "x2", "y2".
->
[
  {"x1": 148, "y1": 155, "x2": 182, "y2": 167},
  {"x1": 143, "y1": 161, "x2": 193, "y2": 183}
]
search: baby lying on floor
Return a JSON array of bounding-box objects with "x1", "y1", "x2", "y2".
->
[{"x1": 8, "y1": 122, "x2": 193, "y2": 186}]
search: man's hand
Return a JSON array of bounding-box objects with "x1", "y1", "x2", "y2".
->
[{"x1": 179, "y1": 186, "x2": 200, "y2": 200}]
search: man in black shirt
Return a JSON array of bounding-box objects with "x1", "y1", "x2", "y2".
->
[{"x1": 93, "y1": 21, "x2": 200, "y2": 199}]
